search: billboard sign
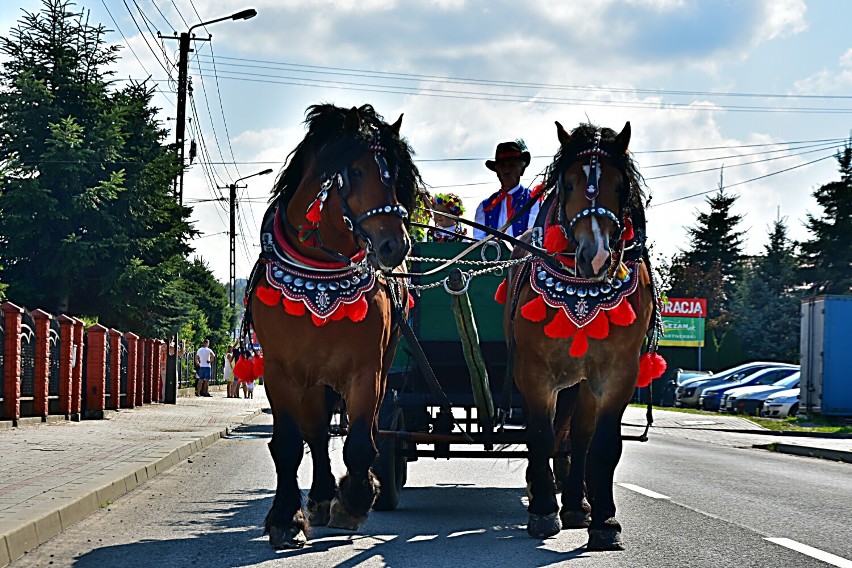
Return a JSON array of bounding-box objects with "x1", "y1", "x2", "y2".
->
[{"x1": 659, "y1": 297, "x2": 706, "y2": 347}]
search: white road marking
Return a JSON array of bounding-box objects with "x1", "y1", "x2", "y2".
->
[
  {"x1": 617, "y1": 483, "x2": 670, "y2": 500},
  {"x1": 407, "y1": 535, "x2": 438, "y2": 542},
  {"x1": 447, "y1": 529, "x2": 486, "y2": 538},
  {"x1": 765, "y1": 538, "x2": 852, "y2": 567}
]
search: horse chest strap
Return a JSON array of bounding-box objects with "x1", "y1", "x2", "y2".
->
[{"x1": 266, "y1": 262, "x2": 375, "y2": 318}]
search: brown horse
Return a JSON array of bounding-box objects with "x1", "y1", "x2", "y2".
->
[
  {"x1": 246, "y1": 104, "x2": 424, "y2": 549},
  {"x1": 505, "y1": 121, "x2": 665, "y2": 550}
]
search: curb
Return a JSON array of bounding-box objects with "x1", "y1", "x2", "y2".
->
[
  {"x1": 754, "y1": 442, "x2": 852, "y2": 464},
  {"x1": 0, "y1": 407, "x2": 265, "y2": 568}
]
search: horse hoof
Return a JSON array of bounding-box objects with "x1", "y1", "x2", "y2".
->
[
  {"x1": 587, "y1": 528, "x2": 624, "y2": 551},
  {"x1": 527, "y1": 512, "x2": 561, "y2": 539},
  {"x1": 560, "y1": 508, "x2": 591, "y2": 528},
  {"x1": 267, "y1": 525, "x2": 307, "y2": 549},
  {"x1": 327, "y1": 497, "x2": 366, "y2": 531},
  {"x1": 308, "y1": 500, "x2": 331, "y2": 527}
]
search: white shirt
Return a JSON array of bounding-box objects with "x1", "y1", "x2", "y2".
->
[
  {"x1": 196, "y1": 347, "x2": 214, "y2": 368},
  {"x1": 473, "y1": 184, "x2": 540, "y2": 240}
]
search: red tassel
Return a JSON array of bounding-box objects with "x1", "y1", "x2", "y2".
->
[
  {"x1": 408, "y1": 293, "x2": 415, "y2": 310},
  {"x1": 346, "y1": 295, "x2": 369, "y2": 322},
  {"x1": 622, "y1": 217, "x2": 634, "y2": 242},
  {"x1": 252, "y1": 356, "x2": 264, "y2": 378},
  {"x1": 608, "y1": 299, "x2": 636, "y2": 326},
  {"x1": 330, "y1": 306, "x2": 347, "y2": 321},
  {"x1": 305, "y1": 199, "x2": 323, "y2": 223},
  {"x1": 311, "y1": 313, "x2": 329, "y2": 327},
  {"x1": 297, "y1": 226, "x2": 321, "y2": 248},
  {"x1": 520, "y1": 295, "x2": 547, "y2": 322},
  {"x1": 584, "y1": 311, "x2": 610, "y2": 339},
  {"x1": 234, "y1": 357, "x2": 255, "y2": 382},
  {"x1": 637, "y1": 352, "x2": 667, "y2": 387},
  {"x1": 494, "y1": 278, "x2": 507, "y2": 305},
  {"x1": 531, "y1": 183, "x2": 546, "y2": 200},
  {"x1": 256, "y1": 285, "x2": 282, "y2": 306},
  {"x1": 283, "y1": 297, "x2": 306, "y2": 317},
  {"x1": 569, "y1": 328, "x2": 588, "y2": 357},
  {"x1": 243, "y1": 296, "x2": 248, "y2": 307},
  {"x1": 543, "y1": 308, "x2": 577, "y2": 339},
  {"x1": 544, "y1": 225, "x2": 570, "y2": 254}
]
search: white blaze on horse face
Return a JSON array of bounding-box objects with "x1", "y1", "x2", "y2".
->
[
  {"x1": 582, "y1": 164, "x2": 601, "y2": 190},
  {"x1": 590, "y1": 216, "x2": 609, "y2": 275}
]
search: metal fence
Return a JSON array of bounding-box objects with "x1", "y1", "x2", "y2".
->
[
  {"x1": 48, "y1": 318, "x2": 61, "y2": 397},
  {"x1": 120, "y1": 337, "x2": 128, "y2": 402},
  {"x1": 177, "y1": 348, "x2": 225, "y2": 389},
  {"x1": 19, "y1": 312, "x2": 36, "y2": 398}
]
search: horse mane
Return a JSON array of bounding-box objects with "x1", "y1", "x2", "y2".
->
[
  {"x1": 544, "y1": 122, "x2": 648, "y2": 237},
  {"x1": 270, "y1": 103, "x2": 426, "y2": 228}
]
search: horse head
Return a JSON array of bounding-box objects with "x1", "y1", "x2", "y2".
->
[
  {"x1": 550, "y1": 121, "x2": 633, "y2": 280},
  {"x1": 278, "y1": 104, "x2": 423, "y2": 271}
]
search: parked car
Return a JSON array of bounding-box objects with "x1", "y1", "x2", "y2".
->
[
  {"x1": 674, "y1": 362, "x2": 796, "y2": 408},
  {"x1": 676, "y1": 369, "x2": 713, "y2": 386},
  {"x1": 722, "y1": 372, "x2": 800, "y2": 415},
  {"x1": 700, "y1": 366, "x2": 799, "y2": 411},
  {"x1": 762, "y1": 388, "x2": 800, "y2": 418}
]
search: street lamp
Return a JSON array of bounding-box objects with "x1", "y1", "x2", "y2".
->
[
  {"x1": 160, "y1": 8, "x2": 258, "y2": 205},
  {"x1": 220, "y1": 168, "x2": 273, "y2": 315}
]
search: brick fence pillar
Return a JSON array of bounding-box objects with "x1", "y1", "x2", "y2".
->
[
  {"x1": 1, "y1": 302, "x2": 23, "y2": 422},
  {"x1": 135, "y1": 336, "x2": 144, "y2": 406},
  {"x1": 124, "y1": 332, "x2": 138, "y2": 409},
  {"x1": 143, "y1": 338, "x2": 154, "y2": 404},
  {"x1": 71, "y1": 318, "x2": 84, "y2": 415},
  {"x1": 85, "y1": 324, "x2": 107, "y2": 415},
  {"x1": 57, "y1": 315, "x2": 75, "y2": 416},
  {"x1": 107, "y1": 329, "x2": 122, "y2": 410},
  {"x1": 30, "y1": 309, "x2": 52, "y2": 418},
  {"x1": 153, "y1": 339, "x2": 164, "y2": 402}
]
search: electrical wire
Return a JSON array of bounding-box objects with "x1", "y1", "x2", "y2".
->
[{"x1": 119, "y1": 0, "x2": 176, "y2": 79}]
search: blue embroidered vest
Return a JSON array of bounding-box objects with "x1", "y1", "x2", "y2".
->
[{"x1": 482, "y1": 186, "x2": 531, "y2": 237}]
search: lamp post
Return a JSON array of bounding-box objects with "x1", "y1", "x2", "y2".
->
[
  {"x1": 160, "y1": 8, "x2": 258, "y2": 205},
  {"x1": 219, "y1": 168, "x2": 273, "y2": 315}
]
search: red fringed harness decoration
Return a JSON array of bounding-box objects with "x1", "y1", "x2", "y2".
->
[{"x1": 518, "y1": 259, "x2": 640, "y2": 358}]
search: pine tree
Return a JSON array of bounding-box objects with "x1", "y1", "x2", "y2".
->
[
  {"x1": 799, "y1": 142, "x2": 852, "y2": 295},
  {"x1": 734, "y1": 219, "x2": 801, "y2": 362},
  {"x1": 667, "y1": 171, "x2": 747, "y2": 336}
]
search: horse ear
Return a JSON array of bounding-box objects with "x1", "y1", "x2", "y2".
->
[
  {"x1": 615, "y1": 121, "x2": 631, "y2": 153},
  {"x1": 391, "y1": 113, "x2": 403, "y2": 134},
  {"x1": 344, "y1": 106, "x2": 361, "y2": 134},
  {"x1": 556, "y1": 121, "x2": 571, "y2": 146}
]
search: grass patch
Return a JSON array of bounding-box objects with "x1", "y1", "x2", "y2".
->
[{"x1": 628, "y1": 404, "x2": 852, "y2": 434}]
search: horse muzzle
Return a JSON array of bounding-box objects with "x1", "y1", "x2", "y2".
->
[{"x1": 370, "y1": 232, "x2": 411, "y2": 271}]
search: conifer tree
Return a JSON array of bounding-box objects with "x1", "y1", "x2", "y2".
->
[
  {"x1": 799, "y1": 142, "x2": 852, "y2": 295},
  {"x1": 734, "y1": 219, "x2": 800, "y2": 362}
]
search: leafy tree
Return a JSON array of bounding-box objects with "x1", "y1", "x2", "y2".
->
[
  {"x1": 799, "y1": 142, "x2": 852, "y2": 295},
  {"x1": 667, "y1": 172, "x2": 746, "y2": 338},
  {"x1": 0, "y1": 0, "x2": 231, "y2": 345},
  {"x1": 734, "y1": 219, "x2": 801, "y2": 362}
]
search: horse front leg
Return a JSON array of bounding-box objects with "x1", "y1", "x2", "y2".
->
[
  {"x1": 301, "y1": 385, "x2": 339, "y2": 527},
  {"x1": 327, "y1": 375, "x2": 381, "y2": 530},
  {"x1": 264, "y1": 369, "x2": 309, "y2": 549},
  {"x1": 523, "y1": 385, "x2": 560, "y2": 539},
  {"x1": 557, "y1": 383, "x2": 595, "y2": 529},
  {"x1": 585, "y1": 405, "x2": 626, "y2": 551}
]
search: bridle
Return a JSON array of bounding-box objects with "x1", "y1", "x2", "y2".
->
[
  {"x1": 283, "y1": 132, "x2": 409, "y2": 267},
  {"x1": 555, "y1": 131, "x2": 626, "y2": 250}
]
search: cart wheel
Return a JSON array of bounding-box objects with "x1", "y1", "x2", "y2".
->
[{"x1": 372, "y1": 405, "x2": 407, "y2": 511}]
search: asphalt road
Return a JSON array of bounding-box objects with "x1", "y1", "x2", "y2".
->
[{"x1": 11, "y1": 412, "x2": 852, "y2": 568}]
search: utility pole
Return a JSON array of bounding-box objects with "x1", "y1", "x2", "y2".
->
[
  {"x1": 159, "y1": 8, "x2": 258, "y2": 206},
  {"x1": 218, "y1": 168, "x2": 273, "y2": 334}
]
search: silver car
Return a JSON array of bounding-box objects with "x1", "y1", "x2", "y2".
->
[
  {"x1": 762, "y1": 388, "x2": 800, "y2": 418},
  {"x1": 674, "y1": 362, "x2": 797, "y2": 408}
]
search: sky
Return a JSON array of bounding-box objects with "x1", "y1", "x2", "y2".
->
[{"x1": 2, "y1": 0, "x2": 851, "y2": 284}]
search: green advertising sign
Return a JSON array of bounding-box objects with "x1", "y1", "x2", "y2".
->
[
  {"x1": 659, "y1": 316, "x2": 705, "y2": 347},
  {"x1": 659, "y1": 298, "x2": 706, "y2": 347}
]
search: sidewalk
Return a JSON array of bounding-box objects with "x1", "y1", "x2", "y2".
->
[
  {"x1": 0, "y1": 386, "x2": 269, "y2": 567},
  {"x1": 622, "y1": 406, "x2": 852, "y2": 463}
]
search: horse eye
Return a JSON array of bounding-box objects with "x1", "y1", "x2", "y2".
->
[{"x1": 351, "y1": 167, "x2": 363, "y2": 179}]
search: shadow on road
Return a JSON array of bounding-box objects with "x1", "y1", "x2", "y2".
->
[{"x1": 69, "y1": 485, "x2": 590, "y2": 567}]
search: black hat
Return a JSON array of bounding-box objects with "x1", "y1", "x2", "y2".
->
[{"x1": 485, "y1": 140, "x2": 531, "y2": 171}]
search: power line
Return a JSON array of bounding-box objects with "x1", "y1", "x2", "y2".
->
[
  {"x1": 148, "y1": 0, "x2": 175, "y2": 33},
  {"x1": 652, "y1": 154, "x2": 836, "y2": 206},
  {"x1": 119, "y1": 0, "x2": 175, "y2": 79},
  {"x1": 196, "y1": 54, "x2": 852, "y2": 102}
]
